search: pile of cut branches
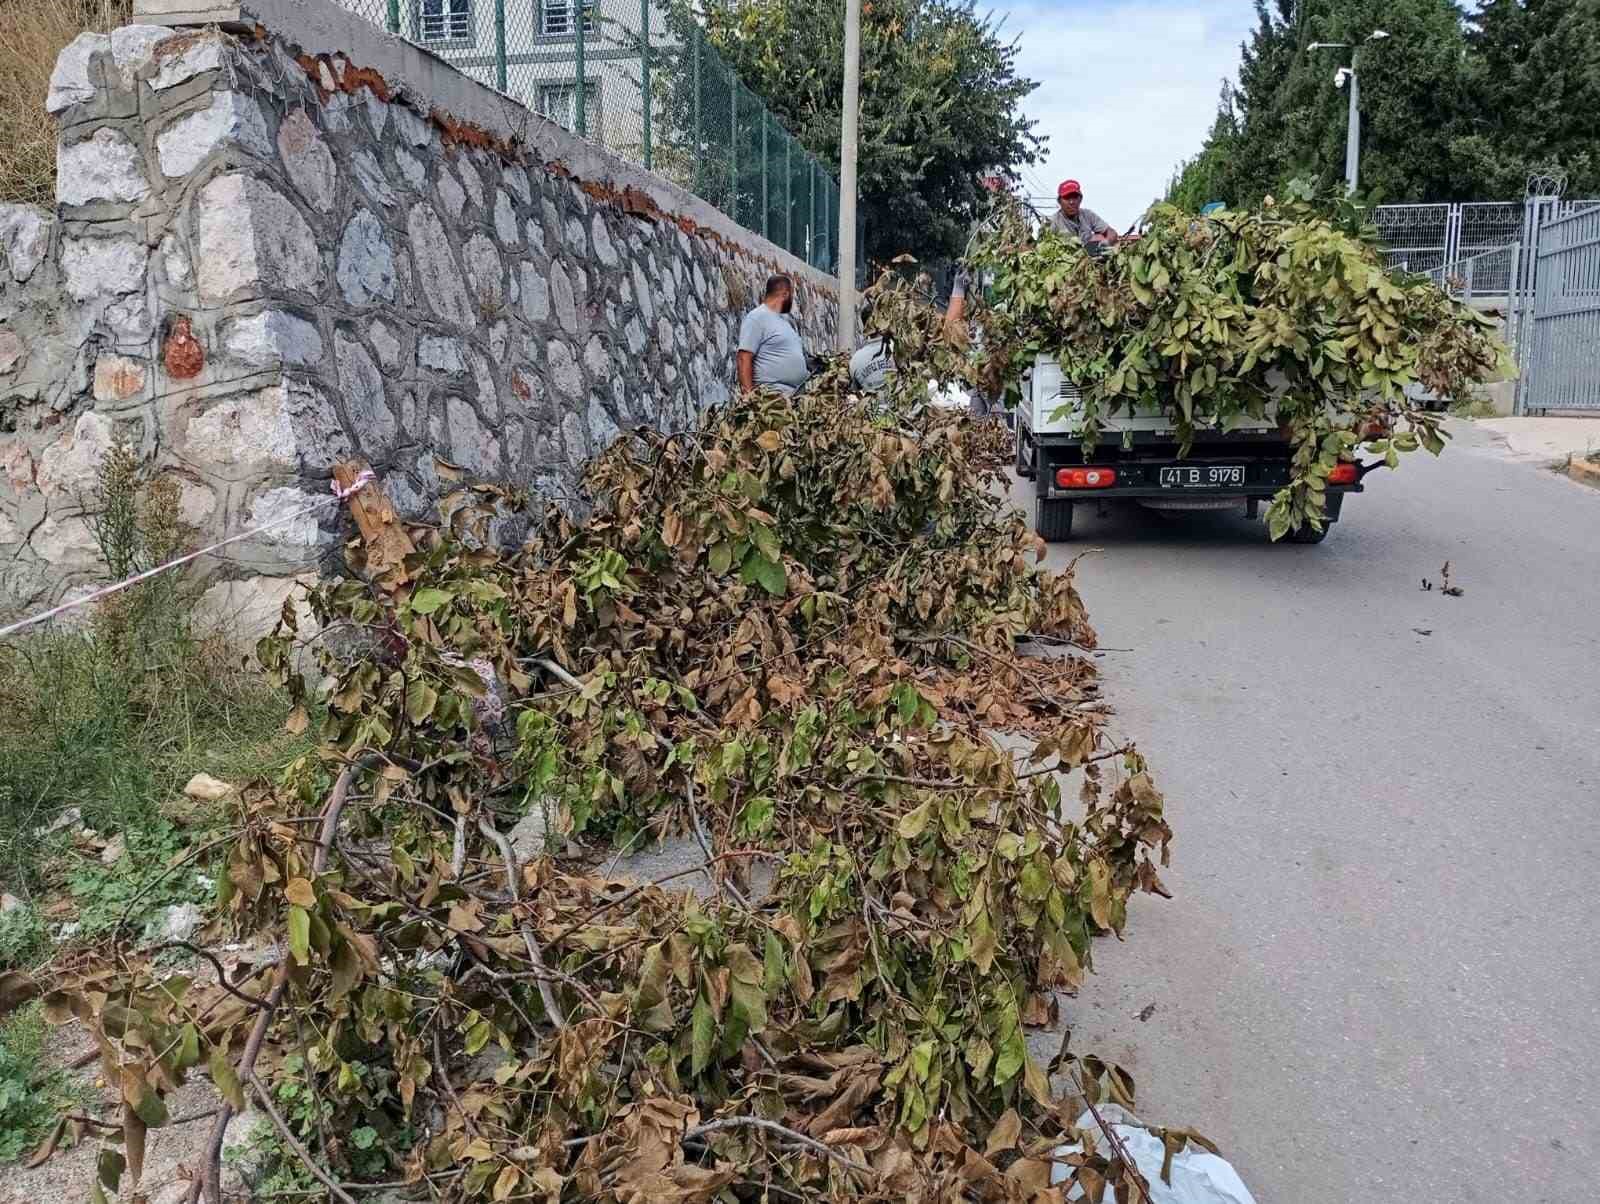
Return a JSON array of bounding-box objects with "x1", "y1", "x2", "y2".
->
[
  {"x1": 965, "y1": 192, "x2": 1510, "y2": 537},
  {"x1": 32, "y1": 297, "x2": 1192, "y2": 1203}
]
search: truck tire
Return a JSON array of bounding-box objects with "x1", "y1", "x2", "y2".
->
[
  {"x1": 1035, "y1": 498, "x2": 1074, "y2": 542},
  {"x1": 1015, "y1": 428, "x2": 1035, "y2": 479},
  {"x1": 1285, "y1": 521, "x2": 1330, "y2": 544}
]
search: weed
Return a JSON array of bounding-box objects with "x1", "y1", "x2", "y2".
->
[
  {"x1": 0, "y1": 443, "x2": 303, "y2": 915},
  {"x1": 0, "y1": 1004, "x2": 88, "y2": 1164},
  {"x1": 0, "y1": 902, "x2": 46, "y2": 972},
  {"x1": 0, "y1": 0, "x2": 132, "y2": 206},
  {"x1": 65, "y1": 818, "x2": 200, "y2": 938}
]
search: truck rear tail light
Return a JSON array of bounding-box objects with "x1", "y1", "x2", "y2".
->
[
  {"x1": 1055, "y1": 467, "x2": 1117, "y2": 489},
  {"x1": 1327, "y1": 462, "x2": 1359, "y2": 485}
]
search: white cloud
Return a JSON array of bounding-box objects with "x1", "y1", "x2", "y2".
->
[{"x1": 1004, "y1": 0, "x2": 1254, "y2": 230}]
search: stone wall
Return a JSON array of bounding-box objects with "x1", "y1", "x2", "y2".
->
[{"x1": 0, "y1": 10, "x2": 837, "y2": 625}]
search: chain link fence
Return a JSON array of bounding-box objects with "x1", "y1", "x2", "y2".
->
[{"x1": 336, "y1": 0, "x2": 844, "y2": 275}]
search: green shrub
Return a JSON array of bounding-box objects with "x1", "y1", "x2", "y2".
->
[
  {"x1": 0, "y1": 1004, "x2": 85, "y2": 1164},
  {"x1": 0, "y1": 903, "x2": 46, "y2": 972}
]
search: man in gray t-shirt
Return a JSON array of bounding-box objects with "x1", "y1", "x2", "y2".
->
[
  {"x1": 1047, "y1": 179, "x2": 1118, "y2": 254},
  {"x1": 737, "y1": 275, "x2": 809, "y2": 394}
]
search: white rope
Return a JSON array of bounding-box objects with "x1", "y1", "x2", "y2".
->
[{"x1": 0, "y1": 470, "x2": 375, "y2": 643}]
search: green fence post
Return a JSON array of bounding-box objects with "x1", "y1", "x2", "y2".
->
[
  {"x1": 494, "y1": 0, "x2": 507, "y2": 91},
  {"x1": 575, "y1": 0, "x2": 588, "y2": 138},
  {"x1": 785, "y1": 137, "x2": 792, "y2": 252},
  {"x1": 730, "y1": 77, "x2": 738, "y2": 224},
  {"x1": 760, "y1": 110, "x2": 769, "y2": 240},
  {"x1": 640, "y1": 0, "x2": 652, "y2": 169},
  {"x1": 810, "y1": 162, "x2": 817, "y2": 268},
  {"x1": 386, "y1": 0, "x2": 400, "y2": 34},
  {"x1": 691, "y1": 34, "x2": 702, "y2": 195}
]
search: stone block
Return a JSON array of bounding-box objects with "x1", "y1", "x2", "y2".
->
[
  {"x1": 493, "y1": 190, "x2": 519, "y2": 246},
  {"x1": 59, "y1": 236, "x2": 147, "y2": 302},
  {"x1": 196, "y1": 174, "x2": 322, "y2": 302},
  {"x1": 37, "y1": 410, "x2": 114, "y2": 496},
  {"x1": 335, "y1": 331, "x2": 396, "y2": 456},
  {"x1": 551, "y1": 262, "x2": 577, "y2": 334},
  {"x1": 185, "y1": 387, "x2": 297, "y2": 470},
  {"x1": 438, "y1": 169, "x2": 466, "y2": 222},
  {"x1": 277, "y1": 108, "x2": 337, "y2": 212},
  {"x1": 548, "y1": 339, "x2": 581, "y2": 397},
  {"x1": 369, "y1": 321, "x2": 402, "y2": 371},
  {"x1": 396, "y1": 147, "x2": 426, "y2": 190},
  {"x1": 0, "y1": 331, "x2": 24, "y2": 375},
  {"x1": 521, "y1": 264, "x2": 549, "y2": 323},
  {"x1": 0, "y1": 206, "x2": 52, "y2": 283},
  {"x1": 93, "y1": 354, "x2": 148, "y2": 401},
  {"x1": 47, "y1": 33, "x2": 108, "y2": 114},
  {"x1": 109, "y1": 26, "x2": 177, "y2": 87},
  {"x1": 406, "y1": 203, "x2": 475, "y2": 328},
  {"x1": 445, "y1": 396, "x2": 500, "y2": 476},
  {"x1": 151, "y1": 33, "x2": 226, "y2": 91},
  {"x1": 592, "y1": 215, "x2": 619, "y2": 267},
  {"x1": 249, "y1": 485, "x2": 328, "y2": 548},
  {"x1": 157, "y1": 91, "x2": 272, "y2": 178},
  {"x1": 223, "y1": 309, "x2": 325, "y2": 368},
  {"x1": 57, "y1": 128, "x2": 151, "y2": 206},
  {"x1": 462, "y1": 233, "x2": 504, "y2": 310},
  {"x1": 351, "y1": 150, "x2": 397, "y2": 208},
  {"x1": 419, "y1": 335, "x2": 467, "y2": 374},
  {"x1": 337, "y1": 209, "x2": 397, "y2": 307}
]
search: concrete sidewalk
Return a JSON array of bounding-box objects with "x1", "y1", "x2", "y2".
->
[{"x1": 1471, "y1": 415, "x2": 1600, "y2": 463}]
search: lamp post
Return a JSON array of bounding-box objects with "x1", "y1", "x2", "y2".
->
[{"x1": 1309, "y1": 30, "x2": 1389, "y2": 195}]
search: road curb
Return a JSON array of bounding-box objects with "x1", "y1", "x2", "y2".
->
[{"x1": 1567, "y1": 457, "x2": 1600, "y2": 489}]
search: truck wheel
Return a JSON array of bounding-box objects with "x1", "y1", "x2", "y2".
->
[
  {"x1": 1015, "y1": 429, "x2": 1035, "y2": 479},
  {"x1": 1035, "y1": 498, "x2": 1074, "y2": 542}
]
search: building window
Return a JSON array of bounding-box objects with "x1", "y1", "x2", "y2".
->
[
  {"x1": 419, "y1": 0, "x2": 472, "y2": 42},
  {"x1": 536, "y1": 82, "x2": 600, "y2": 133},
  {"x1": 539, "y1": 0, "x2": 596, "y2": 38}
]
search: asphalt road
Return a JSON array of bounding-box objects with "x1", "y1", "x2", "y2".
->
[{"x1": 1021, "y1": 421, "x2": 1600, "y2": 1203}]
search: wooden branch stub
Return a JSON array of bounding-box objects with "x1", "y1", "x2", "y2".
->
[{"x1": 333, "y1": 461, "x2": 415, "y2": 585}]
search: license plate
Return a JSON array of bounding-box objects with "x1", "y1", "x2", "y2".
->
[{"x1": 1159, "y1": 465, "x2": 1245, "y2": 488}]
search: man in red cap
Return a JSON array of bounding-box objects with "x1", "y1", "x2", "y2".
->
[{"x1": 1049, "y1": 180, "x2": 1118, "y2": 253}]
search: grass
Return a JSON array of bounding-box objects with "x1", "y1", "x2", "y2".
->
[
  {"x1": 0, "y1": 0, "x2": 132, "y2": 205},
  {"x1": 0, "y1": 443, "x2": 305, "y2": 941},
  {"x1": 0, "y1": 1003, "x2": 89, "y2": 1164}
]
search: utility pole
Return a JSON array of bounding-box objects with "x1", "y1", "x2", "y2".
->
[
  {"x1": 837, "y1": 0, "x2": 862, "y2": 351},
  {"x1": 1310, "y1": 31, "x2": 1388, "y2": 196}
]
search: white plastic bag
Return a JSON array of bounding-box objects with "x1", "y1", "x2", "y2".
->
[{"x1": 1050, "y1": 1104, "x2": 1257, "y2": 1204}]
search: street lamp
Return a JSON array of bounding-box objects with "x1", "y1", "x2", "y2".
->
[{"x1": 1309, "y1": 30, "x2": 1389, "y2": 195}]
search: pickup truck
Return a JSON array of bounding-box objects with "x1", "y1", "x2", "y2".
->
[{"x1": 1013, "y1": 356, "x2": 1370, "y2": 544}]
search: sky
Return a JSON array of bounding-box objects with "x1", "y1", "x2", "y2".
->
[{"x1": 1002, "y1": 0, "x2": 1257, "y2": 231}]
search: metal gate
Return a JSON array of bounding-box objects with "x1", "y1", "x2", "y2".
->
[{"x1": 1519, "y1": 205, "x2": 1600, "y2": 413}]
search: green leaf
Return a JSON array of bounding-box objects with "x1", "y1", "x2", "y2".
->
[
  {"x1": 739, "y1": 796, "x2": 775, "y2": 836},
  {"x1": 741, "y1": 551, "x2": 788, "y2": 597},
  {"x1": 707, "y1": 541, "x2": 733, "y2": 575},
  {"x1": 465, "y1": 1017, "x2": 493, "y2": 1056},
  {"x1": 97, "y1": 1147, "x2": 126, "y2": 1191},
  {"x1": 405, "y1": 678, "x2": 439, "y2": 725},
  {"x1": 210, "y1": 1049, "x2": 245, "y2": 1111},
  {"x1": 287, "y1": 906, "x2": 311, "y2": 966},
  {"x1": 691, "y1": 994, "x2": 716, "y2": 1076},
  {"x1": 175, "y1": 1022, "x2": 200, "y2": 1070},
  {"x1": 897, "y1": 800, "x2": 933, "y2": 840},
  {"x1": 351, "y1": 1126, "x2": 378, "y2": 1151},
  {"x1": 409, "y1": 588, "x2": 454, "y2": 615}
]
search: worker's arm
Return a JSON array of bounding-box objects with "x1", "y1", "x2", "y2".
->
[{"x1": 737, "y1": 350, "x2": 756, "y2": 393}]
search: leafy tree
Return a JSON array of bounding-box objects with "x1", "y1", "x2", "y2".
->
[
  {"x1": 1170, "y1": 0, "x2": 1600, "y2": 206},
  {"x1": 679, "y1": 0, "x2": 1044, "y2": 265}
]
